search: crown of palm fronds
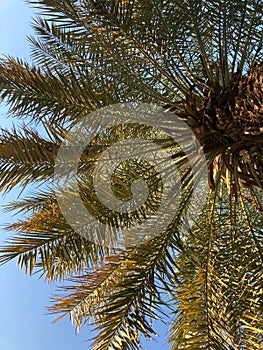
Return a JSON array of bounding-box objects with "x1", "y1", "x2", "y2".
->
[{"x1": 0, "y1": 1, "x2": 262, "y2": 349}]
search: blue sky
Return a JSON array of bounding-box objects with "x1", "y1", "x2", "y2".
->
[{"x1": 0, "y1": 1, "x2": 170, "y2": 349}]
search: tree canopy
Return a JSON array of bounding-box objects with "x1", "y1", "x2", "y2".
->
[{"x1": 0, "y1": 1, "x2": 262, "y2": 349}]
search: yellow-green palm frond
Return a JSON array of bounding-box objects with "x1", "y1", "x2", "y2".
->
[{"x1": 169, "y1": 184, "x2": 263, "y2": 349}]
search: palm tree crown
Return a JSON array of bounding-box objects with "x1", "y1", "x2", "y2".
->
[{"x1": 0, "y1": 1, "x2": 262, "y2": 349}]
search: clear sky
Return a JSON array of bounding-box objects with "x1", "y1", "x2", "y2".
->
[{"x1": 0, "y1": 1, "x2": 170, "y2": 349}]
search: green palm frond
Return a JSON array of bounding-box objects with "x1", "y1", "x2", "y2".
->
[
  {"x1": 27, "y1": 0, "x2": 263, "y2": 93},
  {"x1": 29, "y1": 16, "x2": 93, "y2": 72},
  {"x1": 0, "y1": 126, "x2": 58, "y2": 192},
  {"x1": 0, "y1": 58, "x2": 100, "y2": 123}
]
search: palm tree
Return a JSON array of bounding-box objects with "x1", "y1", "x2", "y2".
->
[{"x1": 0, "y1": 0, "x2": 262, "y2": 349}]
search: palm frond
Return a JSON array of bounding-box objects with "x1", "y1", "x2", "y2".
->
[
  {"x1": 50, "y1": 237, "x2": 172, "y2": 350},
  {"x1": 169, "y1": 184, "x2": 263, "y2": 349},
  {"x1": 0, "y1": 57, "x2": 98, "y2": 123},
  {"x1": 0, "y1": 193, "x2": 111, "y2": 280},
  {"x1": 0, "y1": 126, "x2": 57, "y2": 193}
]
